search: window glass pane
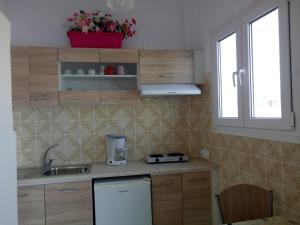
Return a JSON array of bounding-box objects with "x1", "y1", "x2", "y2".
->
[
  {"x1": 218, "y1": 33, "x2": 238, "y2": 118},
  {"x1": 249, "y1": 9, "x2": 282, "y2": 118}
]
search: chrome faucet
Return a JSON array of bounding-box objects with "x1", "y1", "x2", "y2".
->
[{"x1": 42, "y1": 144, "x2": 59, "y2": 176}]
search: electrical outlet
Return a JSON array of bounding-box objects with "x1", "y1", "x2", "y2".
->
[{"x1": 200, "y1": 149, "x2": 210, "y2": 160}]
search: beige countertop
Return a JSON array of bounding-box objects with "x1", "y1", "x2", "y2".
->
[
  {"x1": 229, "y1": 216, "x2": 299, "y2": 225},
  {"x1": 17, "y1": 159, "x2": 219, "y2": 187}
]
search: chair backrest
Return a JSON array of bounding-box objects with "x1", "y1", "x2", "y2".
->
[{"x1": 215, "y1": 184, "x2": 273, "y2": 224}]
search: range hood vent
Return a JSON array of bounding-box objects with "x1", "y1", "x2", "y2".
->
[{"x1": 140, "y1": 84, "x2": 201, "y2": 96}]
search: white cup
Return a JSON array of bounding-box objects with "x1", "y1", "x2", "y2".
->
[
  {"x1": 76, "y1": 69, "x2": 85, "y2": 75},
  {"x1": 88, "y1": 69, "x2": 96, "y2": 75},
  {"x1": 63, "y1": 69, "x2": 72, "y2": 75}
]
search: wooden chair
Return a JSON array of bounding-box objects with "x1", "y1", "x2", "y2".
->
[{"x1": 215, "y1": 184, "x2": 273, "y2": 225}]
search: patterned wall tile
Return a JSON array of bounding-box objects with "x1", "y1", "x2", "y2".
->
[{"x1": 282, "y1": 164, "x2": 300, "y2": 191}]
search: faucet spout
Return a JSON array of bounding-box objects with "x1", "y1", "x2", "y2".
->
[{"x1": 42, "y1": 144, "x2": 59, "y2": 176}]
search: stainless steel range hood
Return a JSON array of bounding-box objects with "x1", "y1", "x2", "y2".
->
[{"x1": 140, "y1": 84, "x2": 201, "y2": 96}]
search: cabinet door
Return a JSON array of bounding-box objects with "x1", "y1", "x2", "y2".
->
[
  {"x1": 140, "y1": 50, "x2": 194, "y2": 84},
  {"x1": 45, "y1": 181, "x2": 93, "y2": 225},
  {"x1": 152, "y1": 174, "x2": 183, "y2": 225},
  {"x1": 29, "y1": 47, "x2": 58, "y2": 106},
  {"x1": 59, "y1": 91, "x2": 101, "y2": 105},
  {"x1": 11, "y1": 47, "x2": 30, "y2": 106},
  {"x1": 101, "y1": 90, "x2": 139, "y2": 104},
  {"x1": 182, "y1": 172, "x2": 212, "y2": 225},
  {"x1": 18, "y1": 185, "x2": 45, "y2": 225},
  {"x1": 59, "y1": 48, "x2": 99, "y2": 62},
  {"x1": 100, "y1": 49, "x2": 139, "y2": 63}
]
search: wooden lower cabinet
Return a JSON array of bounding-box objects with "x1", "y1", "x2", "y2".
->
[
  {"x1": 152, "y1": 172, "x2": 212, "y2": 225},
  {"x1": 45, "y1": 181, "x2": 93, "y2": 225},
  {"x1": 182, "y1": 172, "x2": 212, "y2": 225},
  {"x1": 152, "y1": 174, "x2": 183, "y2": 225},
  {"x1": 18, "y1": 185, "x2": 45, "y2": 225}
]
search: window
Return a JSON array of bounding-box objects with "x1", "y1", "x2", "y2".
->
[{"x1": 213, "y1": 0, "x2": 294, "y2": 131}]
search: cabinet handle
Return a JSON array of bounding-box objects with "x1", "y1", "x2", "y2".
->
[
  {"x1": 159, "y1": 180, "x2": 175, "y2": 186},
  {"x1": 160, "y1": 74, "x2": 174, "y2": 78},
  {"x1": 59, "y1": 188, "x2": 80, "y2": 193},
  {"x1": 18, "y1": 193, "x2": 29, "y2": 198}
]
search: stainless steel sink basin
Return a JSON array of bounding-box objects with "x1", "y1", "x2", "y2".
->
[{"x1": 44, "y1": 165, "x2": 91, "y2": 176}]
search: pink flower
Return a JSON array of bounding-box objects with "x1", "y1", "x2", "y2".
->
[
  {"x1": 132, "y1": 17, "x2": 136, "y2": 25},
  {"x1": 108, "y1": 22, "x2": 116, "y2": 32},
  {"x1": 82, "y1": 25, "x2": 89, "y2": 33},
  {"x1": 73, "y1": 12, "x2": 79, "y2": 17}
]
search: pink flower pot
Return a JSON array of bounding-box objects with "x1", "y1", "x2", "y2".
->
[{"x1": 67, "y1": 31, "x2": 123, "y2": 48}]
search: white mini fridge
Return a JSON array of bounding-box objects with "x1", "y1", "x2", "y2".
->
[{"x1": 94, "y1": 177, "x2": 152, "y2": 225}]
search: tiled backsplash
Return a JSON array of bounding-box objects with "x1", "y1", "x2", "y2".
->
[{"x1": 14, "y1": 93, "x2": 210, "y2": 169}]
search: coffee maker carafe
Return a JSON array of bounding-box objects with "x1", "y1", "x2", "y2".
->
[{"x1": 106, "y1": 135, "x2": 128, "y2": 166}]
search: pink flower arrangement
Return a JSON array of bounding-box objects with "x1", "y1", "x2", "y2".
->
[{"x1": 65, "y1": 10, "x2": 136, "y2": 40}]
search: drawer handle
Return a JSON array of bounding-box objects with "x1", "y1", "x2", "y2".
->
[
  {"x1": 18, "y1": 193, "x2": 29, "y2": 198},
  {"x1": 59, "y1": 188, "x2": 80, "y2": 193},
  {"x1": 160, "y1": 74, "x2": 174, "y2": 78},
  {"x1": 159, "y1": 181, "x2": 175, "y2": 186}
]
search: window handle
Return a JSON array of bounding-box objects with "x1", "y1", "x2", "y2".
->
[
  {"x1": 238, "y1": 68, "x2": 246, "y2": 86},
  {"x1": 232, "y1": 71, "x2": 238, "y2": 87}
]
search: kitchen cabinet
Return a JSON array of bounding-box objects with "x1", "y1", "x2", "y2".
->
[
  {"x1": 100, "y1": 49, "x2": 139, "y2": 63},
  {"x1": 59, "y1": 90, "x2": 101, "y2": 105},
  {"x1": 151, "y1": 171, "x2": 212, "y2": 225},
  {"x1": 152, "y1": 174, "x2": 183, "y2": 225},
  {"x1": 58, "y1": 48, "x2": 139, "y2": 105},
  {"x1": 11, "y1": 47, "x2": 30, "y2": 106},
  {"x1": 58, "y1": 48, "x2": 99, "y2": 62},
  {"x1": 182, "y1": 172, "x2": 212, "y2": 225},
  {"x1": 140, "y1": 50, "x2": 195, "y2": 84},
  {"x1": 29, "y1": 47, "x2": 58, "y2": 106},
  {"x1": 45, "y1": 181, "x2": 93, "y2": 225},
  {"x1": 18, "y1": 185, "x2": 45, "y2": 225},
  {"x1": 101, "y1": 90, "x2": 139, "y2": 104}
]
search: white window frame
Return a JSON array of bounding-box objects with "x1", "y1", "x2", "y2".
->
[
  {"x1": 242, "y1": 0, "x2": 293, "y2": 130},
  {"x1": 211, "y1": 0, "x2": 299, "y2": 143},
  {"x1": 212, "y1": 20, "x2": 244, "y2": 128}
]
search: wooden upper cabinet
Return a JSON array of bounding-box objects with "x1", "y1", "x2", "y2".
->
[
  {"x1": 152, "y1": 174, "x2": 183, "y2": 225},
  {"x1": 11, "y1": 47, "x2": 30, "y2": 106},
  {"x1": 100, "y1": 49, "x2": 139, "y2": 63},
  {"x1": 29, "y1": 47, "x2": 58, "y2": 106},
  {"x1": 18, "y1": 185, "x2": 45, "y2": 225},
  {"x1": 140, "y1": 50, "x2": 194, "y2": 84},
  {"x1": 101, "y1": 90, "x2": 139, "y2": 104},
  {"x1": 59, "y1": 90, "x2": 101, "y2": 105},
  {"x1": 59, "y1": 48, "x2": 99, "y2": 62},
  {"x1": 182, "y1": 172, "x2": 212, "y2": 225},
  {"x1": 45, "y1": 181, "x2": 93, "y2": 225}
]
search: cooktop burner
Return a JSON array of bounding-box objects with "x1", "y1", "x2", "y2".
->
[{"x1": 145, "y1": 153, "x2": 189, "y2": 164}]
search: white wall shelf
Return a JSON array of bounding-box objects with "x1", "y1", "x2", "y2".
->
[{"x1": 60, "y1": 75, "x2": 137, "y2": 79}]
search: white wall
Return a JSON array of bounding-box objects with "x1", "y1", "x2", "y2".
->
[
  {"x1": 8, "y1": 0, "x2": 186, "y2": 49},
  {"x1": 0, "y1": 12, "x2": 18, "y2": 225},
  {"x1": 0, "y1": 0, "x2": 8, "y2": 15}
]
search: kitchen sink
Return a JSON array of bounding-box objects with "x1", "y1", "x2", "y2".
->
[{"x1": 44, "y1": 165, "x2": 91, "y2": 176}]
